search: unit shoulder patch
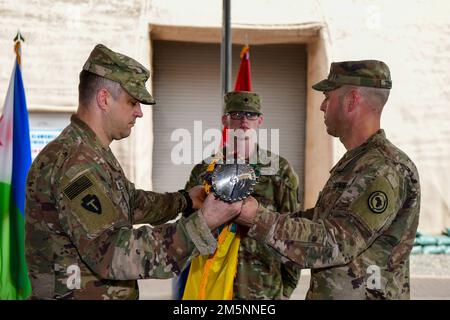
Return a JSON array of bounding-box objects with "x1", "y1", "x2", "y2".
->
[
  {"x1": 349, "y1": 174, "x2": 398, "y2": 233},
  {"x1": 81, "y1": 194, "x2": 102, "y2": 214},
  {"x1": 61, "y1": 171, "x2": 120, "y2": 238},
  {"x1": 367, "y1": 191, "x2": 388, "y2": 214}
]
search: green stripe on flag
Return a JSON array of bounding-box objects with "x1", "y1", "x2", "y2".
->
[{"x1": 0, "y1": 181, "x2": 31, "y2": 299}]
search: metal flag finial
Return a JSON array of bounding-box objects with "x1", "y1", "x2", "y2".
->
[
  {"x1": 14, "y1": 30, "x2": 25, "y2": 66},
  {"x1": 14, "y1": 31, "x2": 25, "y2": 43}
]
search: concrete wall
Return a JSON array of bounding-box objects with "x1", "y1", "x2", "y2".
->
[
  {"x1": 313, "y1": 0, "x2": 450, "y2": 233},
  {"x1": 0, "y1": 0, "x2": 153, "y2": 188},
  {"x1": 1, "y1": 0, "x2": 449, "y2": 233}
]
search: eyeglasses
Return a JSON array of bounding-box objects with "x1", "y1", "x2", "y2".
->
[{"x1": 227, "y1": 112, "x2": 260, "y2": 120}]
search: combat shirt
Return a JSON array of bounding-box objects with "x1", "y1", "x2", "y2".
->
[
  {"x1": 249, "y1": 130, "x2": 421, "y2": 299},
  {"x1": 25, "y1": 115, "x2": 216, "y2": 299}
]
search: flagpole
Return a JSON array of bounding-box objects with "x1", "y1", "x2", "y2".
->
[
  {"x1": 220, "y1": 0, "x2": 231, "y2": 110},
  {"x1": 0, "y1": 31, "x2": 32, "y2": 300},
  {"x1": 14, "y1": 31, "x2": 25, "y2": 67}
]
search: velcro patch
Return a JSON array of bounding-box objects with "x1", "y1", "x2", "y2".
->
[
  {"x1": 367, "y1": 191, "x2": 388, "y2": 214},
  {"x1": 61, "y1": 171, "x2": 119, "y2": 239},
  {"x1": 333, "y1": 182, "x2": 347, "y2": 189},
  {"x1": 81, "y1": 194, "x2": 102, "y2": 214},
  {"x1": 63, "y1": 175, "x2": 93, "y2": 200},
  {"x1": 349, "y1": 175, "x2": 397, "y2": 233}
]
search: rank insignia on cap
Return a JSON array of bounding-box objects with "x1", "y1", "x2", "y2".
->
[
  {"x1": 81, "y1": 194, "x2": 102, "y2": 214},
  {"x1": 368, "y1": 191, "x2": 388, "y2": 214}
]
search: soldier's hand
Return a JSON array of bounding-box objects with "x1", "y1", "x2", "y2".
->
[
  {"x1": 201, "y1": 193, "x2": 242, "y2": 229},
  {"x1": 234, "y1": 196, "x2": 258, "y2": 228},
  {"x1": 189, "y1": 185, "x2": 207, "y2": 209}
]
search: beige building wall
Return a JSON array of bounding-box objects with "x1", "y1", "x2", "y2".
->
[
  {"x1": 0, "y1": 0, "x2": 154, "y2": 189},
  {"x1": 313, "y1": 0, "x2": 450, "y2": 234},
  {"x1": 1, "y1": 0, "x2": 449, "y2": 233}
]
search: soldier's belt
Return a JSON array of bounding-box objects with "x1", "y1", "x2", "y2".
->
[{"x1": 206, "y1": 163, "x2": 257, "y2": 203}]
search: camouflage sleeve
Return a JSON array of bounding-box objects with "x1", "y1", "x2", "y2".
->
[
  {"x1": 276, "y1": 159, "x2": 302, "y2": 298},
  {"x1": 56, "y1": 159, "x2": 217, "y2": 280},
  {"x1": 129, "y1": 184, "x2": 186, "y2": 225},
  {"x1": 248, "y1": 164, "x2": 404, "y2": 269},
  {"x1": 133, "y1": 163, "x2": 208, "y2": 225},
  {"x1": 277, "y1": 158, "x2": 301, "y2": 214}
]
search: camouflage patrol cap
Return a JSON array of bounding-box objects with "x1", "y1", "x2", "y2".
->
[
  {"x1": 224, "y1": 91, "x2": 262, "y2": 114},
  {"x1": 312, "y1": 60, "x2": 392, "y2": 92},
  {"x1": 82, "y1": 44, "x2": 155, "y2": 104}
]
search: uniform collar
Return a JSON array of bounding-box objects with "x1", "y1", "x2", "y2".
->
[
  {"x1": 331, "y1": 129, "x2": 386, "y2": 173},
  {"x1": 209, "y1": 145, "x2": 279, "y2": 176},
  {"x1": 216, "y1": 144, "x2": 273, "y2": 166},
  {"x1": 70, "y1": 115, "x2": 108, "y2": 149},
  {"x1": 70, "y1": 114, "x2": 122, "y2": 170}
]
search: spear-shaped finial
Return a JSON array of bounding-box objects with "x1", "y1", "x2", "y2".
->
[
  {"x1": 14, "y1": 31, "x2": 25, "y2": 43},
  {"x1": 14, "y1": 31, "x2": 25, "y2": 66}
]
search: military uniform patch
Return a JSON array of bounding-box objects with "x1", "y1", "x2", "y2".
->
[
  {"x1": 63, "y1": 175, "x2": 93, "y2": 200},
  {"x1": 61, "y1": 171, "x2": 119, "y2": 238},
  {"x1": 349, "y1": 174, "x2": 397, "y2": 233},
  {"x1": 368, "y1": 191, "x2": 388, "y2": 214},
  {"x1": 81, "y1": 194, "x2": 102, "y2": 214}
]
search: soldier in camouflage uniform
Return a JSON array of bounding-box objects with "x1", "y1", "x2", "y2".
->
[
  {"x1": 236, "y1": 60, "x2": 421, "y2": 299},
  {"x1": 25, "y1": 44, "x2": 242, "y2": 299},
  {"x1": 177, "y1": 91, "x2": 301, "y2": 299}
]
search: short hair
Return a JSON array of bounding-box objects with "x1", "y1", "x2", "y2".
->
[
  {"x1": 360, "y1": 87, "x2": 390, "y2": 111},
  {"x1": 340, "y1": 85, "x2": 390, "y2": 113},
  {"x1": 78, "y1": 70, "x2": 123, "y2": 107}
]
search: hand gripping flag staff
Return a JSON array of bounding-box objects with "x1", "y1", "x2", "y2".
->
[
  {"x1": 0, "y1": 32, "x2": 32, "y2": 300},
  {"x1": 182, "y1": 45, "x2": 256, "y2": 300}
]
